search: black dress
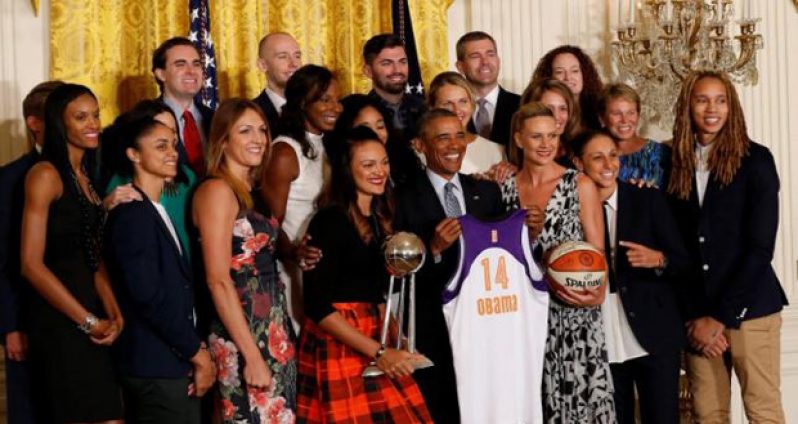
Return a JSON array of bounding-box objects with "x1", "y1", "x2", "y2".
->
[{"x1": 27, "y1": 176, "x2": 122, "y2": 422}]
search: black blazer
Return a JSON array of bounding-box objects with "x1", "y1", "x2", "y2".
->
[
  {"x1": 0, "y1": 151, "x2": 39, "y2": 338},
  {"x1": 611, "y1": 182, "x2": 689, "y2": 354},
  {"x1": 253, "y1": 89, "x2": 280, "y2": 138},
  {"x1": 467, "y1": 86, "x2": 521, "y2": 149},
  {"x1": 668, "y1": 142, "x2": 787, "y2": 328},
  {"x1": 393, "y1": 171, "x2": 503, "y2": 423},
  {"x1": 104, "y1": 188, "x2": 201, "y2": 378}
]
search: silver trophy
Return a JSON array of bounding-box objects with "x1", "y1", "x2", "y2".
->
[{"x1": 362, "y1": 232, "x2": 435, "y2": 377}]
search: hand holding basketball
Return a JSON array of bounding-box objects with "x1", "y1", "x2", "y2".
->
[{"x1": 545, "y1": 241, "x2": 607, "y2": 307}]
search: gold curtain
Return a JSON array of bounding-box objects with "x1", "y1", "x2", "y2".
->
[{"x1": 50, "y1": 0, "x2": 454, "y2": 124}]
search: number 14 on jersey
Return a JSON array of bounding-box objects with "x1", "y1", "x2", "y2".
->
[{"x1": 481, "y1": 255, "x2": 510, "y2": 291}]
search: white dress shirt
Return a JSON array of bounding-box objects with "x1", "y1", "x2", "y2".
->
[
  {"x1": 695, "y1": 141, "x2": 713, "y2": 207},
  {"x1": 601, "y1": 187, "x2": 648, "y2": 363}
]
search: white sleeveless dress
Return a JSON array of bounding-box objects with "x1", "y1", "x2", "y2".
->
[{"x1": 273, "y1": 132, "x2": 326, "y2": 331}]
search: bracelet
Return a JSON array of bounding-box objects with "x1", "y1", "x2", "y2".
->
[
  {"x1": 374, "y1": 345, "x2": 386, "y2": 360},
  {"x1": 78, "y1": 314, "x2": 99, "y2": 334}
]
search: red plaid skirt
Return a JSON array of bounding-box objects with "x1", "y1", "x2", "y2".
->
[{"x1": 296, "y1": 302, "x2": 432, "y2": 423}]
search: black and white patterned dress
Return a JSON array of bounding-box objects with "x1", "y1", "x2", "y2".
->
[{"x1": 501, "y1": 169, "x2": 616, "y2": 423}]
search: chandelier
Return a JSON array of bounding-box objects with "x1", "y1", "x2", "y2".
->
[{"x1": 611, "y1": 0, "x2": 763, "y2": 128}]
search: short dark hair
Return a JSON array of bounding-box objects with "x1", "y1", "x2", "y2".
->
[
  {"x1": 362, "y1": 33, "x2": 405, "y2": 65},
  {"x1": 151, "y1": 37, "x2": 200, "y2": 91},
  {"x1": 455, "y1": 31, "x2": 497, "y2": 61},
  {"x1": 416, "y1": 108, "x2": 460, "y2": 140},
  {"x1": 570, "y1": 128, "x2": 616, "y2": 158},
  {"x1": 22, "y1": 80, "x2": 65, "y2": 148}
]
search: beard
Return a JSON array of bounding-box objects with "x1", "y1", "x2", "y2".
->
[{"x1": 376, "y1": 74, "x2": 408, "y2": 95}]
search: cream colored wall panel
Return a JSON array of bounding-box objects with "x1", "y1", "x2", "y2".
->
[
  {"x1": 449, "y1": 1, "x2": 798, "y2": 422},
  {"x1": 0, "y1": 0, "x2": 49, "y2": 166}
]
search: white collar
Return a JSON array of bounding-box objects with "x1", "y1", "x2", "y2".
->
[
  {"x1": 305, "y1": 131, "x2": 324, "y2": 147},
  {"x1": 426, "y1": 168, "x2": 462, "y2": 194},
  {"x1": 480, "y1": 84, "x2": 501, "y2": 106},
  {"x1": 265, "y1": 87, "x2": 287, "y2": 111},
  {"x1": 604, "y1": 186, "x2": 618, "y2": 211}
]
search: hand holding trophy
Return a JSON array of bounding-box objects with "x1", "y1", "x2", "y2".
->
[{"x1": 363, "y1": 232, "x2": 435, "y2": 377}]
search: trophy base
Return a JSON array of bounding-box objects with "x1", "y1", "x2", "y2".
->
[
  {"x1": 362, "y1": 364, "x2": 384, "y2": 377},
  {"x1": 412, "y1": 355, "x2": 434, "y2": 370}
]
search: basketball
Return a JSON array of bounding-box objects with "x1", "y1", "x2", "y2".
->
[{"x1": 546, "y1": 241, "x2": 606, "y2": 292}]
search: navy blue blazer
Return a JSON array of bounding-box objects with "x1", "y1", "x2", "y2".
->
[
  {"x1": 467, "y1": 86, "x2": 521, "y2": 149},
  {"x1": 668, "y1": 142, "x2": 788, "y2": 328},
  {"x1": 0, "y1": 151, "x2": 39, "y2": 338},
  {"x1": 104, "y1": 188, "x2": 201, "y2": 378},
  {"x1": 612, "y1": 181, "x2": 689, "y2": 354}
]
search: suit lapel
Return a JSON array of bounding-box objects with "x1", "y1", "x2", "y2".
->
[
  {"x1": 417, "y1": 173, "x2": 447, "y2": 219},
  {"x1": 460, "y1": 174, "x2": 482, "y2": 214},
  {"x1": 133, "y1": 186, "x2": 191, "y2": 277}
]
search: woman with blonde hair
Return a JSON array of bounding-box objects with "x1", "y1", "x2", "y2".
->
[
  {"x1": 598, "y1": 83, "x2": 670, "y2": 188},
  {"x1": 194, "y1": 99, "x2": 297, "y2": 423},
  {"x1": 502, "y1": 102, "x2": 614, "y2": 423},
  {"x1": 425, "y1": 71, "x2": 505, "y2": 174}
]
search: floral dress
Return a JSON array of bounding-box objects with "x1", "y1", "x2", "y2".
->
[{"x1": 209, "y1": 210, "x2": 298, "y2": 424}]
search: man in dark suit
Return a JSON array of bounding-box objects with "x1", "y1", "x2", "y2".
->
[
  {"x1": 105, "y1": 184, "x2": 215, "y2": 422},
  {"x1": 394, "y1": 109, "x2": 504, "y2": 423},
  {"x1": 253, "y1": 32, "x2": 301, "y2": 137},
  {"x1": 152, "y1": 37, "x2": 214, "y2": 176},
  {"x1": 573, "y1": 130, "x2": 689, "y2": 423},
  {"x1": 363, "y1": 33, "x2": 427, "y2": 184},
  {"x1": 456, "y1": 31, "x2": 521, "y2": 149},
  {"x1": 0, "y1": 80, "x2": 63, "y2": 423}
]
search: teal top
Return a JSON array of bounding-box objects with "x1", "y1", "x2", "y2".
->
[{"x1": 105, "y1": 165, "x2": 197, "y2": 260}]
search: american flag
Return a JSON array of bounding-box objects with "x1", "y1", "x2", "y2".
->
[
  {"x1": 392, "y1": 0, "x2": 424, "y2": 98},
  {"x1": 188, "y1": 0, "x2": 218, "y2": 110}
]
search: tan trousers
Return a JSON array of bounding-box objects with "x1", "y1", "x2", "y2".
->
[{"x1": 686, "y1": 312, "x2": 785, "y2": 424}]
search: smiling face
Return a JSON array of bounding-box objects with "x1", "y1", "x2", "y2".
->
[
  {"x1": 128, "y1": 123, "x2": 179, "y2": 180},
  {"x1": 223, "y1": 108, "x2": 270, "y2": 168},
  {"x1": 155, "y1": 44, "x2": 203, "y2": 102},
  {"x1": 351, "y1": 140, "x2": 390, "y2": 199},
  {"x1": 364, "y1": 46, "x2": 409, "y2": 96},
  {"x1": 433, "y1": 84, "x2": 475, "y2": 129},
  {"x1": 690, "y1": 76, "x2": 729, "y2": 145},
  {"x1": 353, "y1": 106, "x2": 388, "y2": 144},
  {"x1": 602, "y1": 98, "x2": 640, "y2": 142},
  {"x1": 418, "y1": 116, "x2": 466, "y2": 179},
  {"x1": 456, "y1": 38, "x2": 500, "y2": 89},
  {"x1": 258, "y1": 33, "x2": 302, "y2": 91},
  {"x1": 63, "y1": 94, "x2": 101, "y2": 150},
  {"x1": 539, "y1": 90, "x2": 569, "y2": 136},
  {"x1": 551, "y1": 53, "x2": 583, "y2": 96},
  {"x1": 305, "y1": 79, "x2": 342, "y2": 134},
  {"x1": 574, "y1": 134, "x2": 619, "y2": 191},
  {"x1": 514, "y1": 116, "x2": 559, "y2": 166}
]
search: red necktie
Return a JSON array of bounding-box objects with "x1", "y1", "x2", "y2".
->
[{"x1": 182, "y1": 109, "x2": 205, "y2": 176}]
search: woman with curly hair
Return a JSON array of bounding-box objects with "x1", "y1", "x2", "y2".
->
[{"x1": 530, "y1": 45, "x2": 604, "y2": 130}]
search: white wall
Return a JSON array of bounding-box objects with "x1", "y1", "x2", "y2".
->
[
  {"x1": 448, "y1": 1, "x2": 798, "y2": 422},
  {"x1": 0, "y1": 0, "x2": 49, "y2": 165}
]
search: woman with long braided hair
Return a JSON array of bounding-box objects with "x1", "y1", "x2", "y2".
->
[{"x1": 668, "y1": 71, "x2": 787, "y2": 422}]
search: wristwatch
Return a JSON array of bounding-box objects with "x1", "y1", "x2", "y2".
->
[{"x1": 78, "y1": 314, "x2": 99, "y2": 334}]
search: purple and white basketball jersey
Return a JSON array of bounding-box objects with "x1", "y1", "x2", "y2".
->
[{"x1": 442, "y1": 209, "x2": 549, "y2": 424}]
